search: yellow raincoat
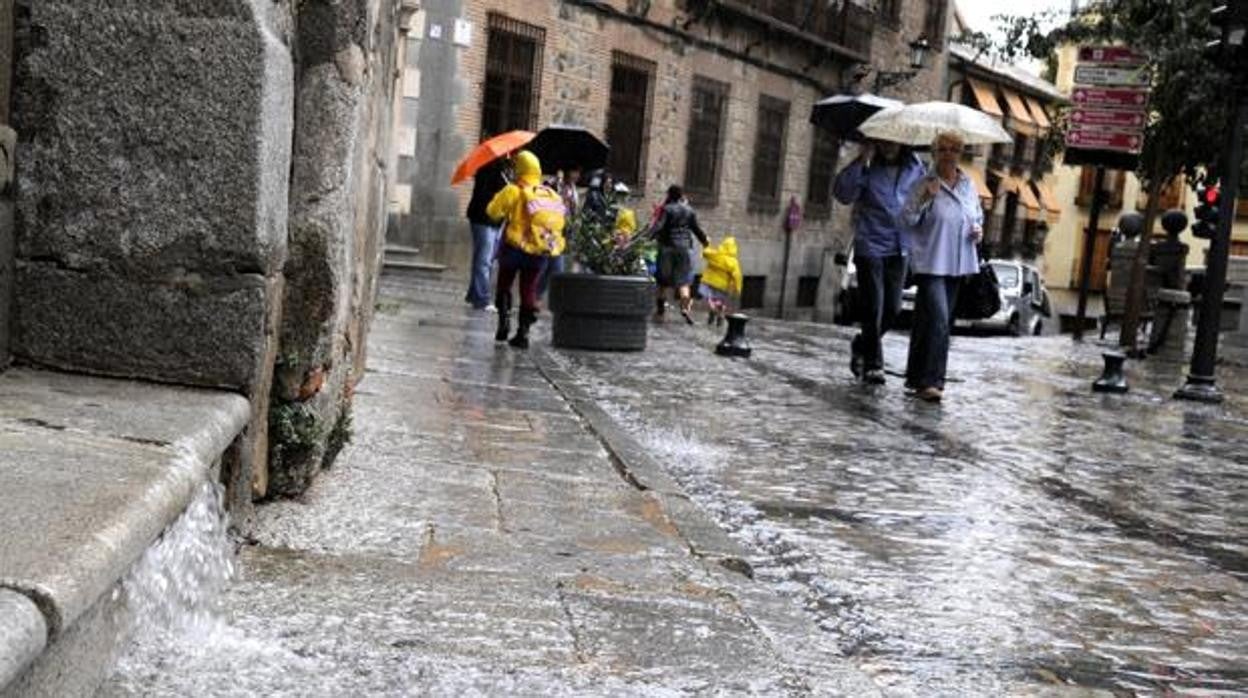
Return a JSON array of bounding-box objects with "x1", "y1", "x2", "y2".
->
[
  {"x1": 701, "y1": 236, "x2": 742, "y2": 296},
  {"x1": 485, "y1": 150, "x2": 567, "y2": 256},
  {"x1": 614, "y1": 207, "x2": 637, "y2": 238}
]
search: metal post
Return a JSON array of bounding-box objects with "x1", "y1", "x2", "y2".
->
[
  {"x1": 1176, "y1": 93, "x2": 1248, "y2": 403},
  {"x1": 1074, "y1": 166, "x2": 1107, "y2": 341},
  {"x1": 778, "y1": 228, "x2": 792, "y2": 320}
]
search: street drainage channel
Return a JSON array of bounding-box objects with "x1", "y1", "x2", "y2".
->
[{"x1": 99, "y1": 484, "x2": 299, "y2": 696}]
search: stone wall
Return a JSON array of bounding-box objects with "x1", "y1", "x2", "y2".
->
[
  {"x1": 269, "y1": 0, "x2": 399, "y2": 497},
  {"x1": 7, "y1": 0, "x2": 403, "y2": 513},
  {"x1": 392, "y1": 0, "x2": 950, "y2": 317}
]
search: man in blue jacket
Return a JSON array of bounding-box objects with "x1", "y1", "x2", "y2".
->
[{"x1": 834, "y1": 140, "x2": 926, "y2": 384}]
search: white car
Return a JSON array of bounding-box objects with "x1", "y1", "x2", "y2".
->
[{"x1": 901, "y1": 259, "x2": 1052, "y2": 336}]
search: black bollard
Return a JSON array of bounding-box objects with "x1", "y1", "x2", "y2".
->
[
  {"x1": 1092, "y1": 351, "x2": 1129, "y2": 393},
  {"x1": 715, "y1": 313, "x2": 752, "y2": 358}
]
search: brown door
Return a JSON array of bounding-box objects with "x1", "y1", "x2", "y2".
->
[{"x1": 1074, "y1": 228, "x2": 1113, "y2": 292}]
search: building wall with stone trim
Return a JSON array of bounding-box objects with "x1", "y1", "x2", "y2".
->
[{"x1": 391, "y1": 0, "x2": 950, "y2": 318}]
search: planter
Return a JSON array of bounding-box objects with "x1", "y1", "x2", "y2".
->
[{"x1": 548, "y1": 272, "x2": 655, "y2": 351}]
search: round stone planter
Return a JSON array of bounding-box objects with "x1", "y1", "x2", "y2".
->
[{"x1": 548, "y1": 272, "x2": 655, "y2": 351}]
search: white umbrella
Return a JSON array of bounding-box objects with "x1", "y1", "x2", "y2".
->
[{"x1": 858, "y1": 101, "x2": 1013, "y2": 146}]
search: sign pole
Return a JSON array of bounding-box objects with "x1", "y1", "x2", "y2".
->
[{"x1": 1074, "y1": 166, "x2": 1107, "y2": 341}]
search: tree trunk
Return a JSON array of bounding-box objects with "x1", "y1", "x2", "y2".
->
[{"x1": 1120, "y1": 174, "x2": 1164, "y2": 351}]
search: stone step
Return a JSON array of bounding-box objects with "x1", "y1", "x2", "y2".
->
[
  {"x1": 382, "y1": 258, "x2": 448, "y2": 279},
  {"x1": 384, "y1": 244, "x2": 422, "y2": 259}
]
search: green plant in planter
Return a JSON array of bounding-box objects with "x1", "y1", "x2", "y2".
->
[{"x1": 567, "y1": 210, "x2": 652, "y2": 277}]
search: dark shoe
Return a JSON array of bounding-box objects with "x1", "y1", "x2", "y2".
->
[
  {"x1": 494, "y1": 295, "x2": 511, "y2": 342},
  {"x1": 509, "y1": 308, "x2": 536, "y2": 349},
  {"x1": 681, "y1": 308, "x2": 695, "y2": 325},
  {"x1": 864, "y1": 369, "x2": 886, "y2": 385},
  {"x1": 655, "y1": 298, "x2": 666, "y2": 319},
  {"x1": 917, "y1": 387, "x2": 943, "y2": 403},
  {"x1": 850, "y1": 352, "x2": 864, "y2": 379},
  {"x1": 708, "y1": 311, "x2": 716, "y2": 325}
]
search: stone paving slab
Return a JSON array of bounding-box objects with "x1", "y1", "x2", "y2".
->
[{"x1": 0, "y1": 592, "x2": 45, "y2": 691}]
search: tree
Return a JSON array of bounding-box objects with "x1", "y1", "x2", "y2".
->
[{"x1": 983, "y1": 1, "x2": 1237, "y2": 351}]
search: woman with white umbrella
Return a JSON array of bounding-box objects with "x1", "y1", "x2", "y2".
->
[{"x1": 859, "y1": 103, "x2": 1010, "y2": 402}]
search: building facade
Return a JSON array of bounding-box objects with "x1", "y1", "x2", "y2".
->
[{"x1": 390, "y1": 0, "x2": 953, "y2": 318}]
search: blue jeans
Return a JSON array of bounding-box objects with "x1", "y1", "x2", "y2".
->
[
  {"x1": 906, "y1": 274, "x2": 962, "y2": 390},
  {"x1": 466, "y1": 223, "x2": 499, "y2": 308},
  {"x1": 851, "y1": 254, "x2": 907, "y2": 372}
]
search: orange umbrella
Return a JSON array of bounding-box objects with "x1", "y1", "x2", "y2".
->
[{"x1": 450, "y1": 130, "x2": 535, "y2": 185}]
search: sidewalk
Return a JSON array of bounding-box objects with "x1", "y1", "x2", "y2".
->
[{"x1": 100, "y1": 274, "x2": 877, "y2": 696}]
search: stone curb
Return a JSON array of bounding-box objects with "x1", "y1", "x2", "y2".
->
[
  {"x1": 0, "y1": 369, "x2": 251, "y2": 692},
  {"x1": 0, "y1": 592, "x2": 46, "y2": 691},
  {"x1": 530, "y1": 347, "x2": 753, "y2": 567},
  {"x1": 531, "y1": 345, "x2": 882, "y2": 695}
]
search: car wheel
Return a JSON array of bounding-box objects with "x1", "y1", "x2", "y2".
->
[{"x1": 1008, "y1": 314, "x2": 1022, "y2": 337}]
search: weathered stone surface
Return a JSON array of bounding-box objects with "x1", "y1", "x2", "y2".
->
[
  {"x1": 11, "y1": 0, "x2": 293, "y2": 392},
  {"x1": 0, "y1": 369, "x2": 249, "y2": 638},
  {"x1": 13, "y1": 264, "x2": 272, "y2": 389},
  {"x1": 0, "y1": 591, "x2": 45, "y2": 693}
]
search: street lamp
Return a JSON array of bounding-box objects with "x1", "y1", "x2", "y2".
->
[
  {"x1": 872, "y1": 37, "x2": 931, "y2": 92},
  {"x1": 1176, "y1": 2, "x2": 1248, "y2": 403}
]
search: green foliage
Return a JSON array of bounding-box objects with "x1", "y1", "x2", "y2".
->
[
  {"x1": 269, "y1": 401, "x2": 324, "y2": 470},
  {"x1": 322, "y1": 403, "x2": 353, "y2": 470},
  {"x1": 567, "y1": 209, "x2": 651, "y2": 277},
  {"x1": 987, "y1": 1, "x2": 1236, "y2": 188}
]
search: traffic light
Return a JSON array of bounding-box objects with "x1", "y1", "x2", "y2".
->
[{"x1": 1193, "y1": 183, "x2": 1221, "y2": 239}]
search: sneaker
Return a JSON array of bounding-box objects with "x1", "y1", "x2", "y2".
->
[
  {"x1": 483, "y1": 304, "x2": 498, "y2": 314},
  {"x1": 917, "y1": 387, "x2": 943, "y2": 403},
  {"x1": 864, "y1": 369, "x2": 886, "y2": 385}
]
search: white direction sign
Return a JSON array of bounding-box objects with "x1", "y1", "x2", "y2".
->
[{"x1": 1074, "y1": 64, "x2": 1151, "y2": 87}]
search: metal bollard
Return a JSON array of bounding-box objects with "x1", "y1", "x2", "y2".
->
[
  {"x1": 1092, "y1": 351, "x2": 1129, "y2": 393},
  {"x1": 715, "y1": 313, "x2": 752, "y2": 358}
]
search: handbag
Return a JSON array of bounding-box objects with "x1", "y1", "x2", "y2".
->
[{"x1": 955, "y1": 262, "x2": 1002, "y2": 320}]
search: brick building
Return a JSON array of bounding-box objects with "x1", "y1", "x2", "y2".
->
[{"x1": 390, "y1": 0, "x2": 952, "y2": 318}]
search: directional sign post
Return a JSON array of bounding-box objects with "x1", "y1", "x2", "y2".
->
[{"x1": 1067, "y1": 46, "x2": 1152, "y2": 339}]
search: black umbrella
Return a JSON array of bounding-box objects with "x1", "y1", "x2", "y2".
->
[
  {"x1": 527, "y1": 125, "x2": 610, "y2": 173},
  {"x1": 810, "y1": 93, "x2": 904, "y2": 139}
]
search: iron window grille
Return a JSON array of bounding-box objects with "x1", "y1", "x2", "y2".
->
[
  {"x1": 481, "y1": 14, "x2": 545, "y2": 139},
  {"x1": 606, "y1": 51, "x2": 656, "y2": 188},
  {"x1": 796, "y1": 276, "x2": 820, "y2": 308},
  {"x1": 741, "y1": 276, "x2": 767, "y2": 309},
  {"x1": 750, "y1": 95, "x2": 791, "y2": 213},
  {"x1": 685, "y1": 76, "x2": 730, "y2": 206},
  {"x1": 805, "y1": 127, "x2": 840, "y2": 220}
]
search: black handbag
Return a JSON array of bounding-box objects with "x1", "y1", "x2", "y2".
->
[{"x1": 955, "y1": 262, "x2": 1002, "y2": 320}]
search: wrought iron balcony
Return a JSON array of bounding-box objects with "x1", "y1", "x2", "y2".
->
[{"x1": 695, "y1": 0, "x2": 875, "y2": 61}]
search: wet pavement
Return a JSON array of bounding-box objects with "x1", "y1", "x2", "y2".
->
[
  {"x1": 98, "y1": 276, "x2": 874, "y2": 697},
  {"x1": 550, "y1": 307, "x2": 1248, "y2": 696}
]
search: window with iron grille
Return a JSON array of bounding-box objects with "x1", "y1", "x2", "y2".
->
[
  {"x1": 796, "y1": 276, "x2": 820, "y2": 308},
  {"x1": 685, "y1": 76, "x2": 730, "y2": 205},
  {"x1": 925, "y1": 0, "x2": 948, "y2": 49},
  {"x1": 606, "y1": 52, "x2": 655, "y2": 188},
  {"x1": 806, "y1": 127, "x2": 840, "y2": 220},
  {"x1": 741, "y1": 276, "x2": 767, "y2": 309},
  {"x1": 750, "y1": 95, "x2": 791, "y2": 212},
  {"x1": 879, "y1": 0, "x2": 904, "y2": 28},
  {"x1": 481, "y1": 14, "x2": 545, "y2": 139}
]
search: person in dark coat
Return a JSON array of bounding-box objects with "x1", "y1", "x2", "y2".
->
[
  {"x1": 651, "y1": 185, "x2": 709, "y2": 324},
  {"x1": 465, "y1": 159, "x2": 507, "y2": 311}
]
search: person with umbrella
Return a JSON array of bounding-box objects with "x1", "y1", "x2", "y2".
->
[
  {"x1": 901, "y1": 131, "x2": 983, "y2": 402},
  {"x1": 485, "y1": 150, "x2": 567, "y2": 349},
  {"x1": 833, "y1": 138, "x2": 925, "y2": 384},
  {"x1": 651, "y1": 185, "x2": 709, "y2": 324},
  {"x1": 464, "y1": 159, "x2": 508, "y2": 311}
]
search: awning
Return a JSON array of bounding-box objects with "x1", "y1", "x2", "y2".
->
[
  {"x1": 967, "y1": 78, "x2": 1004, "y2": 118},
  {"x1": 1024, "y1": 96, "x2": 1052, "y2": 130},
  {"x1": 1016, "y1": 179, "x2": 1043, "y2": 220},
  {"x1": 1001, "y1": 88, "x2": 1038, "y2": 136},
  {"x1": 964, "y1": 167, "x2": 994, "y2": 201},
  {"x1": 1031, "y1": 180, "x2": 1062, "y2": 223}
]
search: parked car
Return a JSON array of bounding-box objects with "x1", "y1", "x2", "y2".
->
[{"x1": 901, "y1": 259, "x2": 1052, "y2": 336}]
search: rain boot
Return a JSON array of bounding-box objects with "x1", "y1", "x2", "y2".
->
[
  {"x1": 495, "y1": 293, "x2": 511, "y2": 342},
  {"x1": 509, "y1": 308, "x2": 536, "y2": 349}
]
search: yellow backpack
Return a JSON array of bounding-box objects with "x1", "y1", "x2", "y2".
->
[{"x1": 522, "y1": 185, "x2": 567, "y2": 256}]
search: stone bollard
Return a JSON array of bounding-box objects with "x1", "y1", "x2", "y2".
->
[
  {"x1": 1148, "y1": 288, "x2": 1192, "y2": 359},
  {"x1": 715, "y1": 314, "x2": 752, "y2": 358},
  {"x1": 1093, "y1": 351, "x2": 1129, "y2": 393}
]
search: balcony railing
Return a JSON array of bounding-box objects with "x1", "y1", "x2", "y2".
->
[{"x1": 713, "y1": 0, "x2": 875, "y2": 60}]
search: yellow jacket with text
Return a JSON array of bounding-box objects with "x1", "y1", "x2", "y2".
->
[{"x1": 485, "y1": 150, "x2": 567, "y2": 256}]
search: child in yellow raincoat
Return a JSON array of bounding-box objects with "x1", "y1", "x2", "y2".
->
[{"x1": 699, "y1": 236, "x2": 742, "y2": 327}]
